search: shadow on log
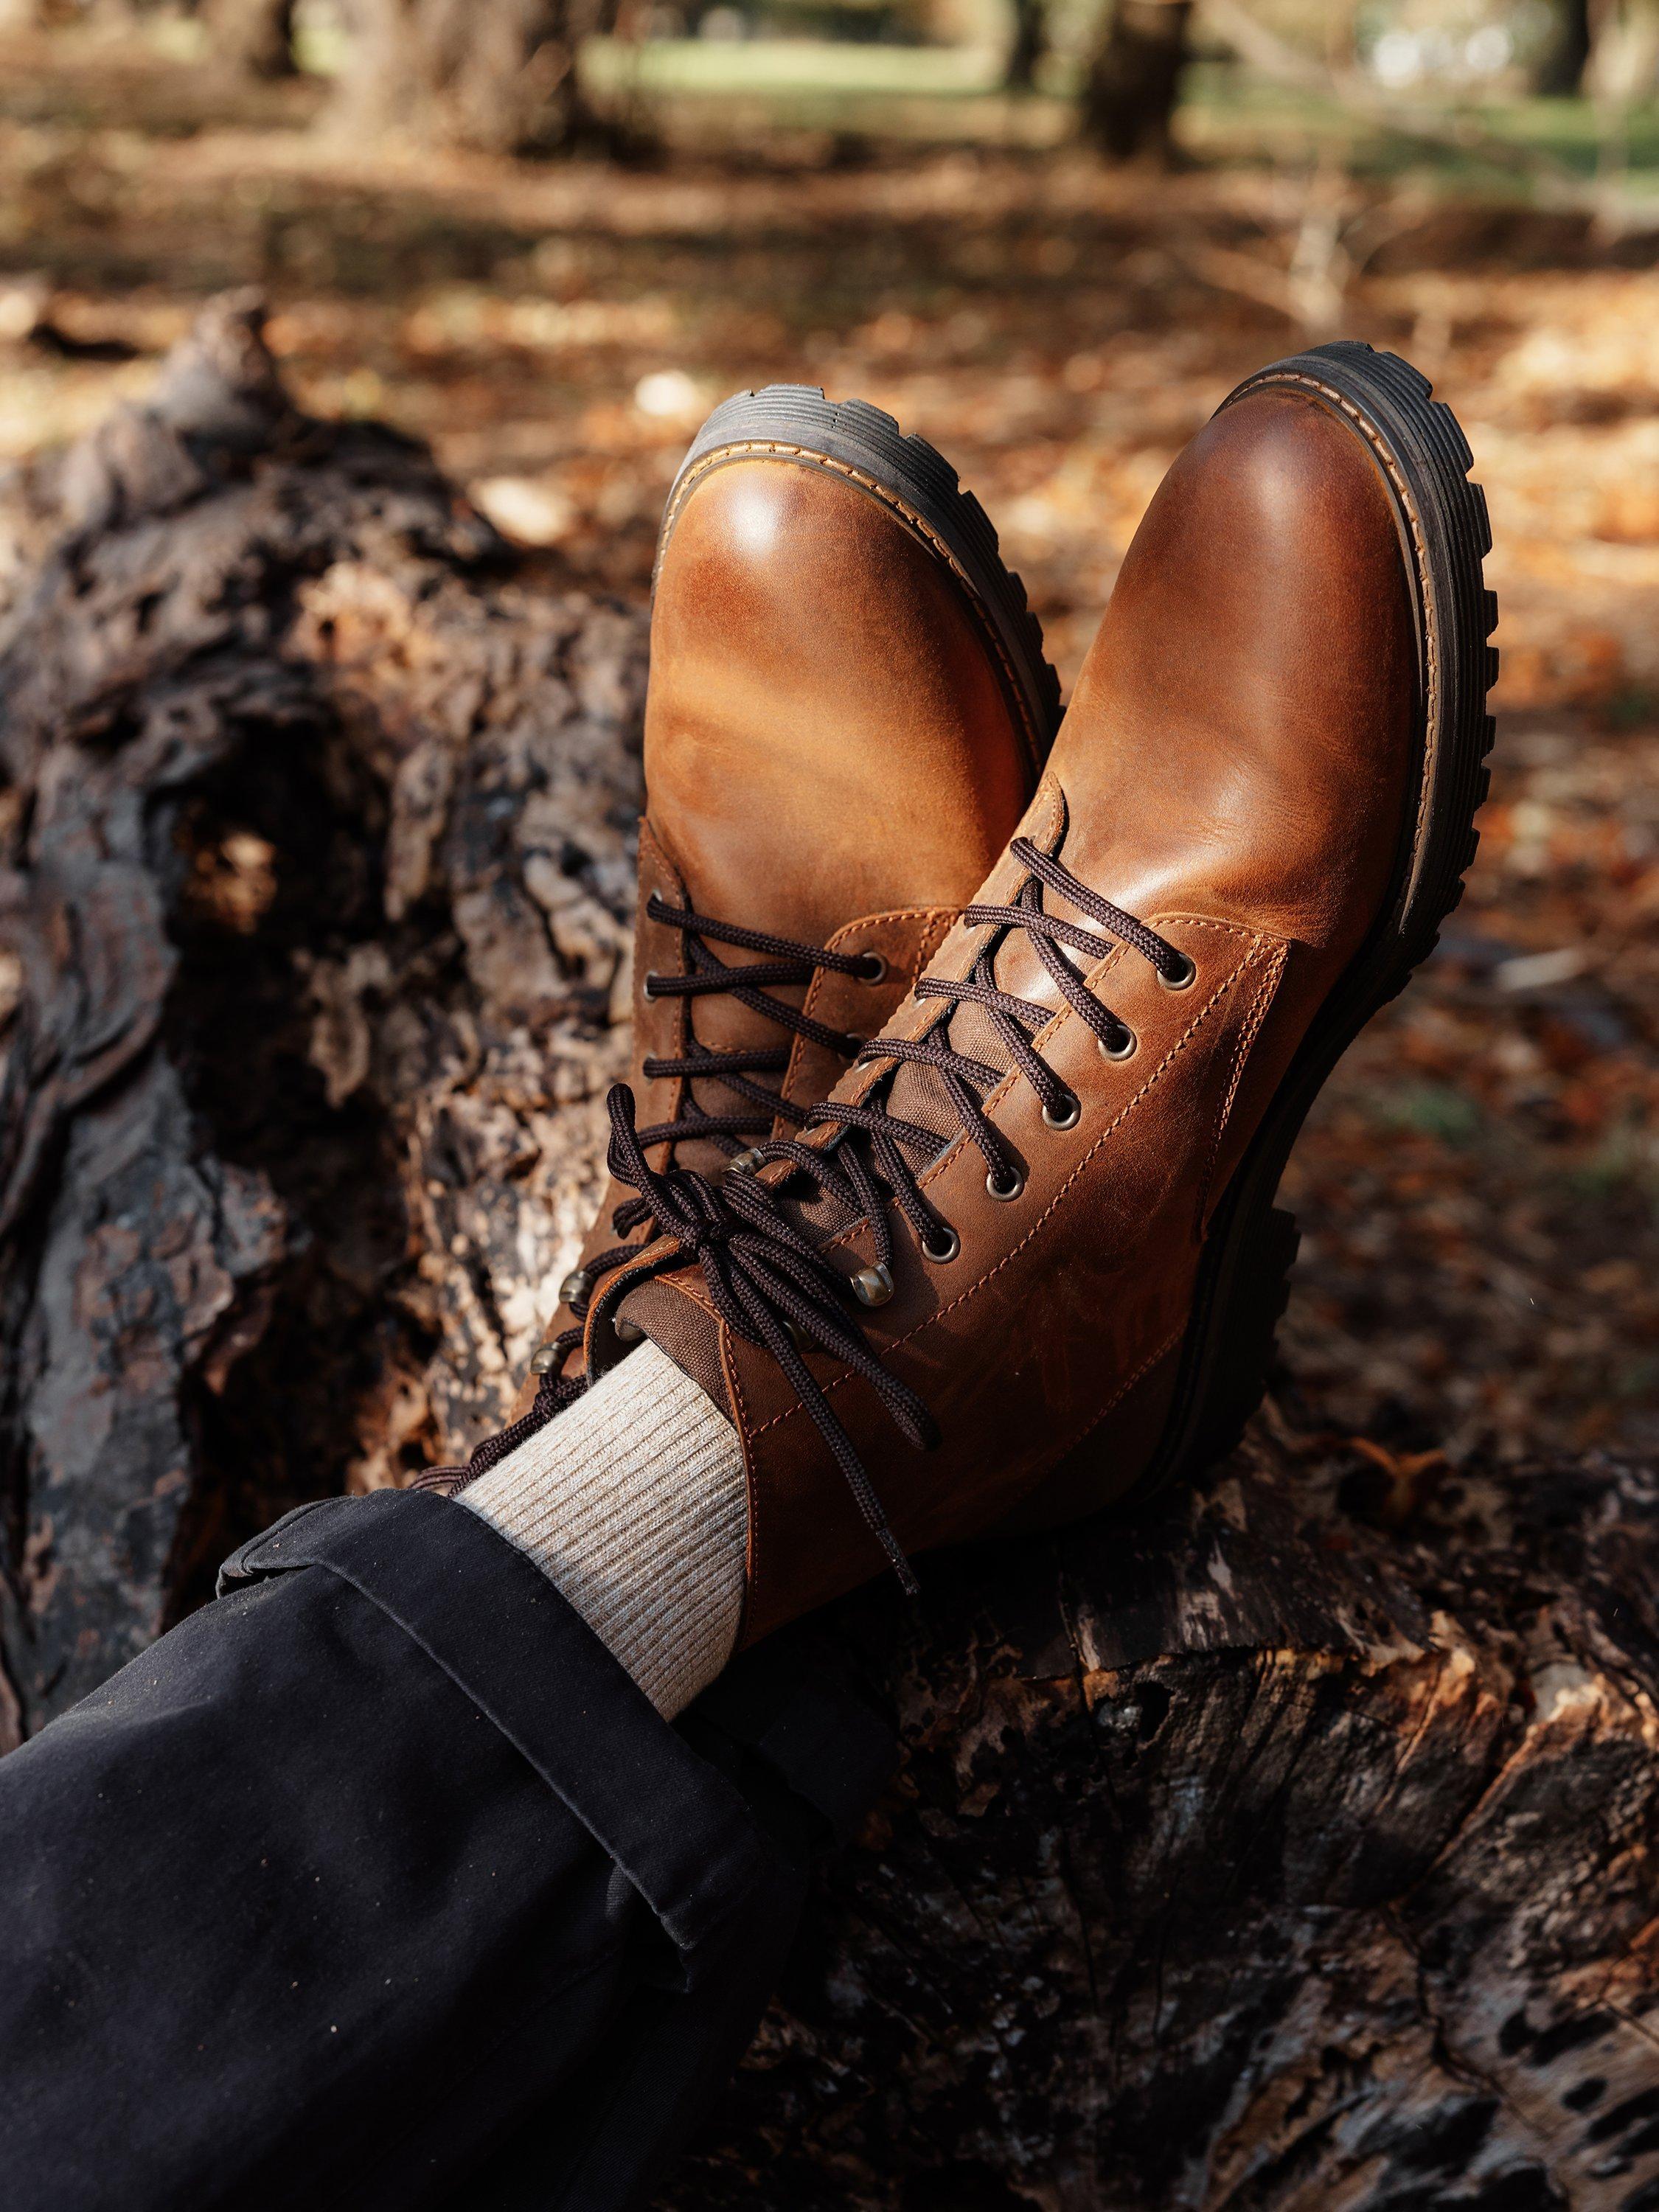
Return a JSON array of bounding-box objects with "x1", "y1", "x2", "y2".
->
[
  {"x1": 1, "y1": 304, "x2": 1656, "y2": 2206},
  {"x1": 669, "y1": 1440, "x2": 1659, "y2": 2207}
]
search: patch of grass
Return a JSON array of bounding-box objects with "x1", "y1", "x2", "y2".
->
[
  {"x1": 1566, "y1": 1124, "x2": 1659, "y2": 1206},
  {"x1": 1368, "y1": 1082, "x2": 1486, "y2": 1145},
  {"x1": 585, "y1": 36, "x2": 1005, "y2": 100},
  {"x1": 586, "y1": 44, "x2": 1659, "y2": 198},
  {"x1": 1615, "y1": 1352, "x2": 1659, "y2": 1401},
  {"x1": 1602, "y1": 685, "x2": 1659, "y2": 732},
  {"x1": 1183, "y1": 72, "x2": 1659, "y2": 194},
  {"x1": 1477, "y1": 93, "x2": 1659, "y2": 177}
]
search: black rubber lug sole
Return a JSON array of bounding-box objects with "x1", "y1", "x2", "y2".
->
[
  {"x1": 1124, "y1": 339, "x2": 1498, "y2": 1503},
  {"x1": 659, "y1": 383, "x2": 1062, "y2": 771}
]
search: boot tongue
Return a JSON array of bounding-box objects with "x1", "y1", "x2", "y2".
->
[
  {"x1": 645, "y1": 815, "x2": 815, "y2": 1178},
  {"x1": 881, "y1": 984, "x2": 1012, "y2": 1161},
  {"x1": 781, "y1": 818, "x2": 1084, "y2": 1245}
]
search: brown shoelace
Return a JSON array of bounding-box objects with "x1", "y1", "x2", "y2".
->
[
  {"x1": 580, "y1": 838, "x2": 1191, "y2": 1585},
  {"x1": 445, "y1": 895, "x2": 883, "y2": 1484}
]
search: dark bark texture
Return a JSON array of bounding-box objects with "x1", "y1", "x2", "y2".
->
[
  {"x1": 4, "y1": 306, "x2": 1658, "y2": 2205},
  {"x1": 667, "y1": 1442, "x2": 1659, "y2": 2209},
  {"x1": 0, "y1": 296, "x2": 647, "y2": 1737}
]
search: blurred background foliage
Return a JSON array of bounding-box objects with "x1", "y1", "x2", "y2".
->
[{"x1": 0, "y1": 0, "x2": 1655, "y2": 1470}]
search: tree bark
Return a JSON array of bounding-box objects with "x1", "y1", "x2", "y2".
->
[
  {"x1": 332, "y1": 0, "x2": 608, "y2": 156},
  {"x1": 1081, "y1": 0, "x2": 1193, "y2": 164},
  {"x1": 0, "y1": 294, "x2": 647, "y2": 1733},
  {"x1": 661, "y1": 1437, "x2": 1659, "y2": 2208},
  {"x1": 3, "y1": 306, "x2": 1658, "y2": 2203}
]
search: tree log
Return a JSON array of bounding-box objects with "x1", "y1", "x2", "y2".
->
[
  {"x1": 0, "y1": 295, "x2": 647, "y2": 1735},
  {"x1": 2, "y1": 307, "x2": 1657, "y2": 2204},
  {"x1": 665, "y1": 1440, "x2": 1659, "y2": 2208}
]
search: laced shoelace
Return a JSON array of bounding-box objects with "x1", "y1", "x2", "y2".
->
[
  {"x1": 574, "y1": 838, "x2": 1193, "y2": 1582},
  {"x1": 468, "y1": 896, "x2": 883, "y2": 1468}
]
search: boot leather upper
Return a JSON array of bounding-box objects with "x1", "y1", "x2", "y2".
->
[
  {"x1": 604, "y1": 386, "x2": 1425, "y2": 1644},
  {"x1": 526, "y1": 451, "x2": 1047, "y2": 1403}
]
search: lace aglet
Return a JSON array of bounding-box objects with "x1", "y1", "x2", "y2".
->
[{"x1": 878, "y1": 1527, "x2": 921, "y2": 1599}]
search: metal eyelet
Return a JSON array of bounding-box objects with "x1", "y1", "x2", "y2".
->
[
  {"x1": 558, "y1": 1268, "x2": 591, "y2": 1310},
  {"x1": 1042, "y1": 1093, "x2": 1080, "y2": 1132},
  {"x1": 1099, "y1": 1026, "x2": 1138, "y2": 1062},
  {"x1": 1158, "y1": 951, "x2": 1197, "y2": 991},
  {"x1": 921, "y1": 1225, "x2": 960, "y2": 1265},
  {"x1": 849, "y1": 1263, "x2": 894, "y2": 1307},
  {"x1": 985, "y1": 1166, "x2": 1025, "y2": 1203},
  {"x1": 529, "y1": 1342, "x2": 560, "y2": 1376},
  {"x1": 726, "y1": 1147, "x2": 767, "y2": 1176},
  {"x1": 858, "y1": 954, "x2": 888, "y2": 985}
]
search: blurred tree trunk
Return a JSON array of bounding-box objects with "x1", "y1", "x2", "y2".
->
[
  {"x1": 1081, "y1": 0, "x2": 1192, "y2": 162},
  {"x1": 1537, "y1": 0, "x2": 1593, "y2": 93},
  {"x1": 1004, "y1": 0, "x2": 1046, "y2": 91},
  {"x1": 333, "y1": 0, "x2": 607, "y2": 156},
  {"x1": 1585, "y1": 0, "x2": 1659, "y2": 104},
  {"x1": 207, "y1": 0, "x2": 299, "y2": 80}
]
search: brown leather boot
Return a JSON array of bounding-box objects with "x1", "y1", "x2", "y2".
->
[
  {"x1": 483, "y1": 387, "x2": 1058, "y2": 1461},
  {"x1": 585, "y1": 343, "x2": 1498, "y2": 1641}
]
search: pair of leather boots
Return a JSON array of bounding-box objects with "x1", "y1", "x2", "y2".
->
[{"x1": 453, "y1": 344, "x2": 1496, "y2": 1653}]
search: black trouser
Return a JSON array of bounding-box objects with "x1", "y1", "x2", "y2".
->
[{"x1": 0, "y1": 1489, "x2": 893, "y2": 2211}]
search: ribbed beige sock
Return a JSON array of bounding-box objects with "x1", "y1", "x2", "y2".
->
[{"x1": 459, "y1": 1342, "x2": 748, "y2": 1718}]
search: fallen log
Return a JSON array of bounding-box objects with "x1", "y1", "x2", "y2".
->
[
  {"x1": 0, "y1": 293, "x2": 647, "y2": 1731},
  {"x1": 667, "y1": 1438, "x2": 1659, "y2": 2208},
  {"x1": 1, "y1": 304, "x2": 1655, "y2": 2208}
]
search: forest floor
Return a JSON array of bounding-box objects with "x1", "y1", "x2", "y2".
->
[{"x1": 2, "y1": 29, "x2": 1656, "y2": 1467}]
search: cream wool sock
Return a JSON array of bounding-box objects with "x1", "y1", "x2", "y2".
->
[{"x1": 460, "y1": 1341, "x2": 748, "y2": 1718}]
